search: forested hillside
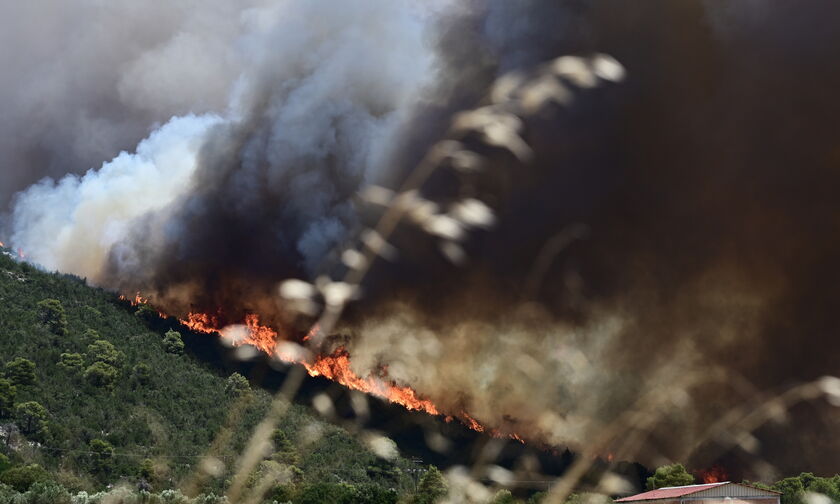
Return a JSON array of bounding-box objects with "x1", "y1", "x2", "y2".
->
[{"x1": 0, "y1": 248, "x2": 425, "y2": 502}]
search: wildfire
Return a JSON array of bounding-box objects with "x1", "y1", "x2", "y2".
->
[
  {"x1": 182, "y1": 312, "x2": 219, "y2": 333},
  {"x1": 458, "y1": 412, "x2": 530, "y2": 443},
  {"x1": 206, "y1": 314, "x2": 533, "y2": 438},
  {"x1": 243, "y1": 314, "x2": 280, "y2": 354},
  {"x1": 302, "y1": 349, "x2": 441, "y2": 414},
  {"x1": 118, "y1": 292, "x2": 149, "y2": 305},
  {"x1": 0, "y1": 242, "x2": 26, "y2": 259},
  {"x1": 128, "y1": 299, "x2": 516, "y2": 439},
  {"x1": 181, "y1": 311, "x2": 442, "y2": 414},
  {"x1": 118, "y1": 292, "x2": 170, "y2": 318},
  {"x1": 698, "y1": 465, "x2": 728, "y2": 483},
  {"x1": 457, "y1": 412, "x2": 485, "y2": 432}
]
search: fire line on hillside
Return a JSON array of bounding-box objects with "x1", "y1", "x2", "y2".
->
[{"x1": 121, "y1": 295, "x2": 523, "y2": 442}]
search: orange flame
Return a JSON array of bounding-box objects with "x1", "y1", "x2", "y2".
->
[
  {"x1": 133, "y1": 305, "x2": 519, "y2": 440},
  {"x1": 119, "y1": 292, "x2": 149, "y2": 305},
  {"x1": 243, "y1": 314, "x2": 280, "y2": 354},
  {"x1": 180, "y1": 312, "x2": 442, "y2": 414},
  {"x1": 118, "y1": 292, "x2": 168, "y2": 318},
  {"x1": 301, "y1": 348, "x2": 441, "y2": 414},
  {"x1": 182, "y1": 312, "x2": 220, "y2": 334},
  {"x1": 697, "y1": 465, "x2": 728, "y2": 483},
  {"x1": 459, "y1": 412, "x2": 485, "y2": 432},
  {"x1": 0, "y1": 241, "x2": 4, "y2": 248}
]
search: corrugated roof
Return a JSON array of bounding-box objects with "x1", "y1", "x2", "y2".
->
[{"x1": 615, "y1": 482, "x2": 730, "y2": 502}]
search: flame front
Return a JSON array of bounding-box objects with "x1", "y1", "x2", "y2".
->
[
  {"x1": 302, "y1": 349, "x2": 440, "y2": 414},
  {"x1": 182, "y1": 312, "x2": 441, "y2": 414},
  {"x1": 183, "y1": 312, "x2": 219, "y2": 333},
  {"x1": 122, "y1": 302, "x2": 522, "y2": 438},
  {"x1": 119, "y1": 295, "x2": 519, "y2": 438}
]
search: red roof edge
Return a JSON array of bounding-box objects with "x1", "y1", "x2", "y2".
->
[
  {"x1": 616, "y1": 482, "x2": 781, "y2": 502},
  {"x1": 615, "y1": 482, "x2": 730, "y2": 502}
]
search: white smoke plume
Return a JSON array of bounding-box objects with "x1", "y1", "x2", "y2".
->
[{"x1": 10, "y1": 114, "x2": 221, "y2": 278}]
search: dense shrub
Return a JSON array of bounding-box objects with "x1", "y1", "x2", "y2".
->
[
  {"x1": 0, "y1": 464, "x2": 50, "y2": 492},
  {"x1": 15, "y1": 401, "x2": 48, "y2": 437},
  {"x1": 83, "y1": 361, "x2": 118, "y2": 389},
  {"x1": 163, "y1": 331, "x2": 185, "y2": 355},
  {"x1": 58, "y1": 353, "x2": 84, "y2": 373},
  {"x1": 224, "y1": 373, "x2": 250, "y2": 398},
  {"x1": 0, "y1": 378, "x2": 16, "y2": 417},
  {"x1": 37, "y1": 299, "x2": 68, "y2": 336},
  {"x1": 6, "y1": 357, "x2": 36, "y2": 387}
]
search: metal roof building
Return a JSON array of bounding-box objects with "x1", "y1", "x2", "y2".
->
[{"x1": 616, "y1": 482, "x2": 781, "y2": 504}]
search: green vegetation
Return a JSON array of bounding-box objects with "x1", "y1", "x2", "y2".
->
[
  {"x1": 645, "y1": 463, "x2": 694, "y2": 490},
  {"x1": 413, "y1": 466, "x2": 447, "y2": 504},
  {"x1": 0, "y1": 378, "x2": 16, "y2": 416},
  {"x1": 37, "y1": 298, "x2": 68, "y2": 336},
  {"x1": 0, "y1": 251, "x2": 425, "y2": 502},
  {"x1": 492, "y1": 489, "x2": 517, "y2": 504},
  {"x1": 58, "y1": 352, "x2": 84, "y2": 373},
  {"x1": 5, "y1": 358, "x2": 36, "y2": 387},
  {"x1": 225, "y1": 373, "x2": 251, "y2": 398},
  {"x1": 14, "y1": 401, "x2": 48, "y2": 438},
  {"x1": 163, "y1": 330, "x2": 185, "y2": 355},
  {"x1": 0, "y1": 465, "x2": 49, "y2": 492},
  {"x1": 766, "y1": 473, "x2": 840, "y2": 504},
  {"x1": 527, "y1": 492, "x2": 548, "y2": 504}
]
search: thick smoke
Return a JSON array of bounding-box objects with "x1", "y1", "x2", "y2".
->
[
  {"x1": 334, "y1": 0, "x2": 840, "y2": 476},
  {"x1": 4, "y1": 0, "x2": 840, "y2": 478},
  {"x1": 8, "y1": 0, "x2": 437, "y2": 321}
]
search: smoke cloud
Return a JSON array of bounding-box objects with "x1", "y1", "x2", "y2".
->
[
  {"x1": 8, "y1": 0, "x2": 437, "y2": 320},
  {"x1": 4, "y1": 0, "x2": 840, "y2": 477}
]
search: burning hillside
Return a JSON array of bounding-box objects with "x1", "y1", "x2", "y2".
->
[
  {"x1": 180, "y1": 308, "x2": 529, "y2": 441},
  {"x1": 182, "y1": 311, "x2": 442, "y2": 416}
]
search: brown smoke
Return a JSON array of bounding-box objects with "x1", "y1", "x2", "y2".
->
[{"x1": 333, "y1": 0, "x2": 840, "y2": 475}]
